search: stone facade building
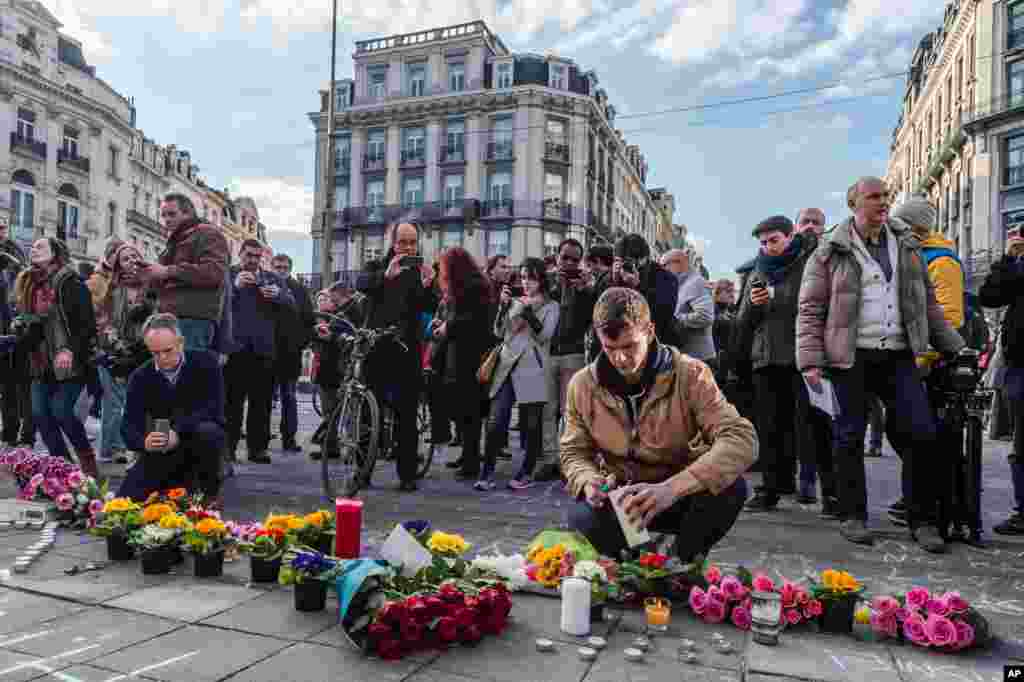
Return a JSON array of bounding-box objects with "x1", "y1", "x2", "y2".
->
[{"x1": 308, "y1": 20, "x2": 660, "y2": 273}]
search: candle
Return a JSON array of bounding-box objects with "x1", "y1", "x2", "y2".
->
[
  {"x1": 644, "y1": 597, "x2": 670, "y2": 632},
  {"x1": 560, "y1": 576, "x2": 591, "y2": 636},
  {"x1": 750, "y1": 590, "x2": 783, "y2": 646},
  {"x1": 334, "y1": 498, "x2": 363, "y2": 559}
]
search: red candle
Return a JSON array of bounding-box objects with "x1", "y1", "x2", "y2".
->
[{"x1": 335, "y1": 498, "x2": 363, "y2": 558}]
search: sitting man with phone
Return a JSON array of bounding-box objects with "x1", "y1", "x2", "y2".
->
[
  {"x1": 562, "y1": 287, "x2": 757, "y2": 561},
  {"x1": 118, "y1": 313, "x2": 226, "y2": 502}
]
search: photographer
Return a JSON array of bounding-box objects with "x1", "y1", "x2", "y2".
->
[
  {"x1": 0, "y1": 219, "x2": 32, "y2": 447},
  {"x1": 13, "y1": 238, "x2": 98, "y2": 476}
]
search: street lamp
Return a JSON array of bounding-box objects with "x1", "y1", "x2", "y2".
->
[{"x1": 319, "y1": 0, "x2": 339, "y2": 291}]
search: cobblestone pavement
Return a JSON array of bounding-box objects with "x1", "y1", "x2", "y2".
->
[{"x1": 0, "y1": 391, "x2": 1023, "y2": 680}]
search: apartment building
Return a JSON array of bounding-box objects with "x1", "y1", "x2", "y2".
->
[{"x1": 308, "y1": 20, "x2": 660, "y2": 271}]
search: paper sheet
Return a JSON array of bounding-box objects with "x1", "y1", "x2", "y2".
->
[
  {"x1": 379, "y1": 523, "x2": 434, "y2": 577},
  {"x1": 804, "y1": 376, "x2": 838, "y2": 419},
  {"x1": 609, "y1": 488, "x2": 652, "y2": 548}
]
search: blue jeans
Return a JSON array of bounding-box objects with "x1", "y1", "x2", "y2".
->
[
  {"x1": 98, "y1": 366, "x2": 127, "y2": 455},
  {"x1": 31, "y1": 381, "x2": 91, "y2": 459},
  {"x1": 276, "y1": 380, "x2": 298, "y2": 441},
  {"x1": 178, "y1": 318, "x2": 216, "y2": 352},
  {"x1": 831, "y1": 350, "x2": 939, "y2": 527}
]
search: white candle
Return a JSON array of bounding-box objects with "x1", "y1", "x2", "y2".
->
[{"x1": 560, "y1": 577, "x2": 591, "y2": 636}]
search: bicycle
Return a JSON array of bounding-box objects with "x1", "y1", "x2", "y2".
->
[
  {"x1": 313, "y1": 314, "x2": 434, "y2": 499},
  {"x1": 928, "y1": 349, "x2": 993, "y2": 547}
]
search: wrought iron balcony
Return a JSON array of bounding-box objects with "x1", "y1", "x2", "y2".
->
[
  {"x1": 481, "y1": 199, "x2": 513, "y2": 217},
  {"x1": 443, "y1": 199, "x2": 465, "y2": 216},
  {"x1": 544, "y1": 140, "x2": 569, "y2": 164},
  {"x1": 362, "y1": 155, "x2": 386, "y2": 172},
  {"x1": 486, "y1": 142, "x2": 514, "y2": 162},
  {"x1": 401, "y1": 148, "x2": 426, "y2": 167},
  {"x1": 331, "y1": 200, "x2": 584, "y2": 229},
  {"x1": 57, "y1": 149, "x2": 90, "y2": 173},
  {"x1": 439, "y1": 145, "x2": 465, "y2": 163},
  {"x1": 10, "y1": 132, "x2": 46, "y2": 159},
  {"x1": 334, "y1": 156, "x2": 351, "y2": 174},
  {"x1": 127, "y1": 209, "x2": 164, "y2": 236}
]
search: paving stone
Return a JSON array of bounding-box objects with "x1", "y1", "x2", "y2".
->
[
  {"x1": 26, "y1": 663, "x2": 160, "y2": 681},
  {"x1": 0, "y1": 647, "x2": 58, "y2": 682},
  {"x1": 2, "y1": 561, "x2": 187, "y2": 604},
  {"x1": 613, "y1": 607, "x2": 746, "y2": 672},
  {"x1": 889, "y1": 640, "x2": 1016, "y2": 682},
  {"x1": 583, "y1": 653, "x2": 739, "y2": 682},
  {"x1": 504, "y1": 593, "x2": 616, "y2": 645},
  {"x1": 51, "y1": 539, "x2": 111, "y2": 561},
  {"x1": 0, "y1": 590, "x2": 88, "y2": 636},
  {"x1": 200, "y1": 589, "x2": 338, "y2": 640},
  {"x1": 746, "y1": 631, "x2": 901, "y2": 682},
  {"x1": 95, "y1": 625, "x2": 290, "y2": 682},
  {"x1": 104, "y1": 582, "x2": 263, "y2": 622},
  {"x1": 227, "y1": 642, "x2": 425, "y2": 682},
  {"x1": 403, "y1": 669, "x2": 489, "y2": 682},
  {"x1": 746, "y1": 676, "x2": 820, "y2": 682},
  {"x1": 2, "y1": 608, "x2": 181, "y2": 666}
]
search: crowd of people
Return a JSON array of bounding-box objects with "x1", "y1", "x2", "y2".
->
[{"x1": 1, "y1": 174, "x2": 1023, "y2": 562}]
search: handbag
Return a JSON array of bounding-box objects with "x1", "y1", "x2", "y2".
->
[{"x1": 477, "y1": 344, "x2": 502, "y2": 385}]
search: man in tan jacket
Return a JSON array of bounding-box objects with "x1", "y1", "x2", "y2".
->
[{"x1": 562, "y1": 287, "x2": 757, "y2": 561}]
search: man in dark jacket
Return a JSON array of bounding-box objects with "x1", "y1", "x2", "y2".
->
[
  {"x1": 737, "y1": 216, "x2": 824, "y2": 511},
  {"x1": 356, "y1": 221, "x2": 435, "y2": 491},
  {"x1": 136, "y1": 193, "x2": 229, "y2": 352},
  {"x1": 271, "y1": 253, "x2": 315, "y2": 452},
  {"x1": 224, "y1": 239, "x2": 295, "y2": 464},
  {"x1": 118, "y1": 314, "x2": 225, "y2": 501},
  {"x1": 0, "y1": 220, "x2": 31, "y2": 447}
]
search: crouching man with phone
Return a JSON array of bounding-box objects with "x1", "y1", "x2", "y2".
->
[
  {"x1": 562, "y1": 287, "x2": 756, "y2": 561},
  {"x1": 117, "y1": 313, "x2": 226, "y2": 502}
]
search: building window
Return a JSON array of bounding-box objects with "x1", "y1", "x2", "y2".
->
[
  {"x1": 334, "y1": 183, "x2": 350, "y2": 211},
  {"x1": 335, "y1": 81, "x2": 350, "y2": 110},
  {"x1": 364, "y1": 233, "x2": 385, "y2": 264},
  {"x1": 335, "y1": 135, "x2": 351, "y2": 172},
  {"x1": 108, "y1": 147, "x2": 119, "y2": 178},
  {"x1": 491, "y1": 116, "x2": 513, "y2": 158},
  {"x1": 366, "y1": 180, "x2": 385, "y2": 221},
  {"x1": 367, "y1": 130, "x2": 386, "y2": 162},
  {"x1": 10, "y1": 169, "x2": 35, "y2": 243},
  {"x1": 61, "y1": 126, "x2": 79, "y2": 158},
  {"x1": 549, "y1": 64, "x2": 565, "y2": 89},
  {"x1": 444, "y1": 174, "x2": 464, "y2": 211},
  {"x1": 442, "y1": 227, "x2": 463, "y2": 249},
  {"x1": 1011, "y1": 61, "x2": 1024, "y2": 108},
  {"x1": 496, "y1": 62, "x2": 513, "y2": 89},
  {"x1": 449, "y1": 62, "x2": 465, "y2": 92},
  {"x1": 57, "y1": 184, "x2": 80, "y2": 240},
  {"x1": 1007, "y1": 134, "x2": 1024, "y2": 185},
  {"x1": 368, "y1": 67, "x2": 387, "y2": 99},
  {"x1": 402, "y1": 127, "x2": 425, "y2": 164},
  {"x1": 486, "y1": 227, "x2": 510, "y2": 257},
  {"x1": 544, "y1": 172, "x2": 565, "y2": 218},
  {"x1": 16, "y1": 108, "x2": 35, "y2": 141},
  {"x1": 107, "y1": 202, "x2": 117, "y2": 236},
  {"x1": 407, "y1": 62, "x2": 426, "y2": 97},
  {"x1": 489, "y1": 171, "x2": 512, "y2": 203},
  {"x1": 444, "y1": 119, "x2": 465, "y2": 161},
  {"x1": 1011, "y1": 2, "x2": 1024, "y2": 50},
  {"x1": 546, "y1": 119, "x2": 566, "y2": 145},
  {"x1": 402, "y1": 176, "x2": 424, "y2": 208},
  {"x1": 543, "y1": 230, "x2": 561, "y2": 256}
]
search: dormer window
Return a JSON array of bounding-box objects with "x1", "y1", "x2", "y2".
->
[{"x1": 549, "y1": 64, "x2": 566, "y2": 90}]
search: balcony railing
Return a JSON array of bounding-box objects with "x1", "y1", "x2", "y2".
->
[
  {"x1": 443, "y1": 199, "x2": 465, "y2": 216},
  {"x1": 963, "y1": 93, "x2": 1024, "y2": 126},
  {"x1": 57, "y1": 149, "x2": 90, "y2": 173},
  {"x1": 127, "y1": 208, "x2": 164, "y2": 236},
  {"x1": 362, "y1": 155, "x2": 386, "y2": 172},
  {"x1": 332, "y1": 200, "x2": 588, "y2": 229},
  {"x1": 486, "y1": 142, "x2": 514, "y2": 162},
  {"x1": 481, "y1": 199, "x2": 513, "y2": 217},
  {"x1": 543, "y1": 199, "x2": 571, "y2": 221},
  {"x1": 439, "y1": 145, "x2": 465, "y2": 163},
  {"x1": 10, "y1": 132, "x2": 46, "y2": 159},
  {"x1": 1007, "y1": 165, "x2": 1024, "y2": 186},
  {"x1": 334, "y1": 156, "x2": 351, "y2": 174},
  {"x1": 1010, "y1": 27, "x2": 1024, "y2": 51},
  {"x1": 401, "y1": 148, "x2": 426, "y2": 167},
  {"x1": 70, "y1": 236, "x2": 88, "y2": 256},
  {"x1": 544, "y1": 140, "x2": 569, "y2": 164}
]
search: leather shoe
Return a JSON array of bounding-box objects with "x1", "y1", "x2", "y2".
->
[
  {"x1": 914, "y1": 526, "x2": 947, "y2": 554},
  {"x1": 283, "y1": 440, "x2": 302, "y2": 453},
  {"x1": 839, "y1": 520, "x2": 874, "y2": 546},
  {"x1": 445, "y1": 457, "x2": 465, "y2": 470},
  {"x1": 249, "y1": 450, "x2": 271, "y2": 464},
  {"x1": 398, "y1": 480, "x2": 418, "y2": 492},
  {"x1": 744, "y1": 492, "x2": 779, "y2": 512}
]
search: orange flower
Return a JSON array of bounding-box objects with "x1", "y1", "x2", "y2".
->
[{"x1": 167, "y1": 488, "x2": 187, "y2": 500}]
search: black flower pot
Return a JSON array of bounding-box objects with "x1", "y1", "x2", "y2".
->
[
  {"x1": 314, "y1": 533, "x2": 334, "y2": 556},
  {"x1": 820, "y1": 596, "x2": 857, "y2": 634},
  {"x1": 250, "y1": 555, "x2": 283, "y2": 583},
  {"x1": 140, "y1": 546, "x2": 173, "y2": 575},
  {"x1": 171, "y1": 546, "x2": 185, "y2": 565},
  {"x1": 590, "y1": 602, "x2": 605, "y2": 623},
  {"x1": 294, "y1": 579, "x2": 328, "y2": 612},
  {"x1": 106, "y1": 533, "x2": 135, "y2": 561},
  {"x1": 193, "y1": 550, "x2": 225, "y2": 578}
]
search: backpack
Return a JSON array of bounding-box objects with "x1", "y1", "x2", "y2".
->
[{"x1": 921, "y1": 246, "x2": 989, "y2": 351}]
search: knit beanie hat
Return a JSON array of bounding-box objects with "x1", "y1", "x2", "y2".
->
[
  {"x1": 891, "y1": 195, "x2": 936, "y2": 231},
  {"x1": 102, "y1": 237, "x2": 125, "y2": 271},
  {"x1": 752, "y1": 215, "x2": 794, "y2": 237}
]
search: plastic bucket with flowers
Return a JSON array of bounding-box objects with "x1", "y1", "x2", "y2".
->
[{"x1": 810, "y1": 569, "x2": 864, "y2": 634}]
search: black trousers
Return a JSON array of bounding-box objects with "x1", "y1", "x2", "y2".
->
[
  {"x1": 795, "y1": 379, "x2": 836, "y2": 499},
  {"x1": 224, "y1": 350, "x2": 275, "y2": 453},
  {"x1": 752, "y1": 366, "x2": 802, "y2": 496},
  {"x1": 1, "y1": 373, "x2": 34, "y2": 444},
  {"x1": 568, "y1": 477, "x2": 748, "y2": 562},
  {"x1": 117, "y1": 421, "x2": 225, "y2": 500},
  {"x1": 367, "y1": 340, "x2": 421, "y2": 483}
]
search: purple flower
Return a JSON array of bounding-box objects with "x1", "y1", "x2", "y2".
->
[
  {"x1": 28, "y1": 473, "x2": 44, "y2": 489},
  {"x1": 707, "y1": 585, "x2": 727, "y2": 607},
  {"x1": 903, "y1": 615, "x2": 929, "y2": 647},
  {"x1": 870, "y1": 612, "x2": 898, "y2": 638},
  {"x1": 925, "y1": 598, "x2": 950, "y2": 617},
  {"x1": 88, "y1": 499, "x2": 103, "y2": 516},
  {"x1": 731, "y1": 605, "x2": 752, "y2": 630},
  {"x1": 688, "y1": 586, "x2": 707, "y2": 615},
  {"x1": 66, "y1": 471, "x2": 85, "y2": 489},
  {"x1": 720, "y1": 576, "x2": 746, "y2": 601}
]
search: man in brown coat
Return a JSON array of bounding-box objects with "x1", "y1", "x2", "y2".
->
[
  {"x1": 562, "y1": 287, "x2": 757, "y2": 561},
  {"x1": 136, "y1": 193, "x2": 229, "y2": 352},
  {"x1": 797, "y1": 176, "x2": 964, "y2": 552}
]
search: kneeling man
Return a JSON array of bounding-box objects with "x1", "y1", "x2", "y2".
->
[
  {"x1": 118, "y1": 313, "x2": 226, "y2": 500},
  {"x1": 563, "y1": 288, "x2": 757, "y2": 560}
]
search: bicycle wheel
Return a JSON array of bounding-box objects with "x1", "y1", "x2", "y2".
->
[
  {"x1": 415, "y1": 398, "x2": 435, "y2": 479},
  {"x1": 311, "y1": 388, "x2": 322, "y2": 417},
  {"x1": 322, "y1": 387, "x2": 380, "y2": 500}
]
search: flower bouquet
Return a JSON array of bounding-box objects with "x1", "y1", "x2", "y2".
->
[
  {"x1": 617, "y1": 552, "x2": 702, "y2": 599},
  {"x1": 573, "y1": 559, "x2": 619, "y2": 621},
  {"x1": 525, "y1": 543, "x2": 576, "y2": 589},
  {"x1": 689, "y1": 567, "x2": 754, "y2": 629},
  {"x1": 129, "y1": 518, "x2": 186, "y2": 575},
  {"x1": 183, "y1": 516, "x2": 234, "y2": 577},
  {"x1": 285, "y1": 509, "x2": 336, "y2": 555},
  {"x1": 279, "y1": 549, "x2": 341, "y2": 611},
  {"x1": 861, "y1": 588, "x2": 990, "y2": 652},
  {"x1": 239, "y1": 525, "x2": 289, "y2": 583},
  {"x1": 1, "y1": 448, "x2": 107, "y2": 526},
  {"x1": 809, "y1": 569, "x2": 864, "y2": 633},
  {"x1": 90, "y1": 498, "x2": 144, "y2": 560}
]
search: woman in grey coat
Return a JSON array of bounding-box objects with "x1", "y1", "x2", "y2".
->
[{"x1": 472, "y1": 257, "x2": 559, "y2": 491}]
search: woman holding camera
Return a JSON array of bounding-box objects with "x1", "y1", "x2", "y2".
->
[
  {"x1": 471, "y1": 257, "x2": 559, "y2": 491},
  {"x1": 13, "y1": 238, "x2": 98, "y2": 476}
]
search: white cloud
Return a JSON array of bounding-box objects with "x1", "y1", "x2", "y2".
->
[
  {"x1": 228, "y1": 177, "x2": 315, "y2": 233},
  {"x1": 39, "y1": 0, "x2": 116, "y2": 61}
]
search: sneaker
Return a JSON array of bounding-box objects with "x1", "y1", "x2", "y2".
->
[
  {"x1": 445, "y1": 457, "x2": 465, "y2": 470},
  {"x1": 993, "y1": 512, "x2": 1024, "y2": 536},
  {"x1": 474, "y1": 478, "x2": 496, "y2": 492},
  {"x1": 283, "y1": 440, "x2": 302, "y2": 453},
  {"x1": 744, "y1": 492, "x2": 779, "y2": 512},
  {"x1": 839, "y1": 519, "x2": 875, "y2": 546},
  {"x1": 865, "y1": 446, "x2": 883, "y2": 458},
  {"x1": 508, "y1": 474, "x2": 535, "y2": 490},
  {"x1": 914, "y1": 526, "x2": 947, "y2": 554},
  {"x1": 887, "y1": 499, "x2": 907, "y2": 527},
  {"x1": 820, "y1": 496, "x2": 841, "y2": 520}
]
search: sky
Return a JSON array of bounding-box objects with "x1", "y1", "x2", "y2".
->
[{"x1": 41, "y1": 0, "x2": 950, "y2": 279}]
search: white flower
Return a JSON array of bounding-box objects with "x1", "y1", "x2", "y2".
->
[
  {"x1": 76, "y1": 494, "x2": 88, "y2": 505},
  {"x1": 470, "y1": 553, "x2": 529, "y2": 591},
  {"x1": 573, "y1": 561, "x2": 608, "y2": 584}
]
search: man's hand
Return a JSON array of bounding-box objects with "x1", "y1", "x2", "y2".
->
[
  {"x1": 259, "y1": 284, "x2": 280, "y2": 299},
  {"x1": 750, "y1": 286, "x2": 770, "y2": 306},
  {"x1": 584, "y1": 480, "x2": 610, "y2": 508},
  {"x1": 236, "y1": 271, "x2": 256, "y2": 288},
  {"x1": 620, "y1": 481, "x2": 680, "y2": 529},
  {"x1": 137, "y1": 263, "x2": 169, "y2": 283},
  {"x1": 434, "y1": 322, "x2": 447, "y2": 338},
  {"x1": 385, "y1": 254, "x2": 405, "y2": 280},
  {"x1": 613, "y1": 257, "x2": 640, "y2": 288},
  {"x1": 54, "y1": 350, "x2": 73, "y2": 371},
  {"x1": 802, "y1": 367, "x2": 822, "y2": 389},
  {"x1": 500, "y1": 286, "x2": 512, "y2": 304},
  {"x1": 144, "y1": 431, "x2": 168, "y2": 452},
  {"x1": 420, "y1": 264, "x2": 434, "y2": 288},
  {"x1": 167, "y1": 429, "x2": 179, "y2": 451}
]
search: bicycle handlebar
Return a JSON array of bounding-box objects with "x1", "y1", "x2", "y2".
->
[{"x1": 312, "y1": 314, "x2": 408, "y2": 353}]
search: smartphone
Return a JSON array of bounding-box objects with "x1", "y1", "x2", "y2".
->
[
  {"x1": 153, "y1": 418, "x2": 170, "y2": 451},
  {"x1": 560, "y1": 266, "x2": 582, "y2": 280},
  {"x1": 620, "y1": 258, "x2": 638, "y2": 274},
  {"x1": 400, "y1": 255, "x2": 424, "y2": 269},
  {"x1": 509, "y1": 285, "x2": 524, "y2": 298}
]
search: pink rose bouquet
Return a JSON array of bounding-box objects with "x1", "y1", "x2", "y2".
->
[{"x1": 866, "y1": 588, "x2": 989, "y2": 652}]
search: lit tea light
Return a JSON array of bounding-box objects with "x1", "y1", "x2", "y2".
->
[
  {"x1": 644, "y1": 597, "x2": 670, "y2": 633},
  {"x1": 535, "y1": 638, "x2": 555, "y2": 653},
  {"x1": 577, "y1": 647, "x2": 598, "y2": 662},
  {"x1": 632, "y1": 636, "x2": 651, "y2": 652},
  {"x1": 624, "y1": 647, "x2": 645, "y2": 663},
  {"x1": 680, "y1": 650, "x2": 698, "y2": 664},
  {"x1": 587, "y1": 636, "x2": 606, "y2": 650}
]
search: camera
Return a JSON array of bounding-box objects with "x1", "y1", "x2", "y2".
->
[
  {"x1": 10, "y1": 313, "x2": 42, "y2": 339},
  {"x1": 621, "y1": 258, "x2": 638, "y2": 274},
  {"x1": 399, "y1": 255, "x2": 424, "y2": 269}
]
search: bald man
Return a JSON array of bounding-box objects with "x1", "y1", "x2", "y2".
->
[{"x1": 662, "y1": 249, "x2": 715, "y2": 361}]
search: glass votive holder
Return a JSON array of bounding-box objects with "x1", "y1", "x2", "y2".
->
[
  {"x1": 750, "y1": 590, "x2": 784, "y2": 646},
  {"x1": 714, "y1": 639, "x2": 734, "y2": 655},
  {"x1": 644, "y1": 597, "x2": 670, "y2": 633},
  {"x1": 632, "y1": 636, "x2": 651, "y2": 652},
  {"x1": 624, "y1": 647, "x2": 645, "y2": 663},
  {"x1": 679, "y1": 649, "x2": 699, "y2": 664}
]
